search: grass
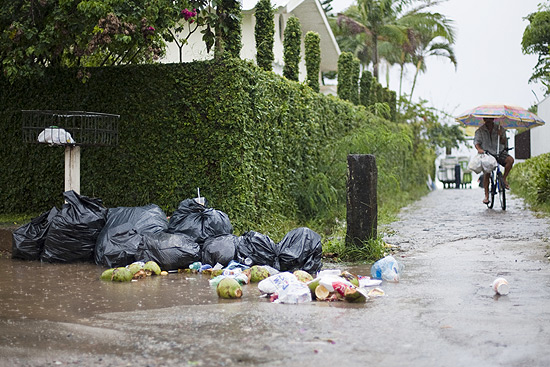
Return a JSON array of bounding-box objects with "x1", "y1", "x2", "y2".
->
[{"x1": 0, "y1": 213, "x2": 36, "y2": 228}]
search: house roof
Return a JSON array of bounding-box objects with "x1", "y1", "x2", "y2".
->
[{"x1": 242, "y1": 0, "x2": 340, "y2": 71}]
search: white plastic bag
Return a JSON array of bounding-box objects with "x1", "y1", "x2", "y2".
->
[
  {"x1": 370, "y1": 255, "x2": 403, "y2": 282},
  {"x1": 468, "y1": 154, "x2": 483, "y2": 174},
  {"x1": 38, "y1": 127, "x2": 75, "y2": 145},
  {"x1": 480, "y1": 154, "x2": 497, "y2": 173}
]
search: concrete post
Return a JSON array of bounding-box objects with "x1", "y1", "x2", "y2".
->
[
  {"x1": 65, "y1": 145, "x2": 80, "y2": 194},
  {"x1": 346, "y1": 154, "x2": 377, "y2": 247}
]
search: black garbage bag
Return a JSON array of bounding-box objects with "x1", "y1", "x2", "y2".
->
[
  {"x1": 95, "y1": 204, "x2": 168, "y2": 268},
  {"x1": 167, "y1": 198, "x2": 233, "y2": 244},
  {"x1": 235, "y1": 231, "x2": 278, "y2": 268},
  {"x1": 12, "y1": 207, "x2": 59, "y2": 261},
  {"x1": 41, "y1": 190, "x2": 107, "y2": 263},
  {"x1": 201, "y1": 234, "x2": 239, "y2": 267},
  {"x1": 135, "y1": 231, "x2": 200, "y2": 271},
  {"x1": 275, "y1": 227, "x2": 323, "y2": 273}
]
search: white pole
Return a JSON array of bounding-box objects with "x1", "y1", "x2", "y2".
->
[{"x1": 65, "y1": 145, "x2": 80, "y2": 194}]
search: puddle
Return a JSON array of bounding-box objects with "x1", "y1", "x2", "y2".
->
[{"x1": 0, "y1": 258, "x2": 375, "y2": 323}]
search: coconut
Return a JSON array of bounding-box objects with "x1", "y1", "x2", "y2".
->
[
  {"x1": 216, "y1": 277, "x2": 243, "y2": 299},
  {"x1": 127, "y1": 262, "x2": 144, "y2": 276},
  {"x1": 341, "y1": 271, "x2": 359, "y2": 287},
  {"x1": 143, "y1": 261, "x2": 161, "y2": 276},
  {"x1": 111, "y1": 267, "x2": 133, "y2": 282},
  {"x1": 100, "y1": 268, "x2": 115, "y2": 281},
  {"x1": 314, "y1": 284, "x2": 330, "y2": 301},
  {"x1": 308, "y1": 278, "x2": 320, "y2": 298},
  {"x1": 249, "y1": 265, "x2": 269, "y2": 283},
  {"x1": 293, "y1": 270, "x2": 313, "y2": 283},
  {"x1": 133, "y1": 269, "x2": 147, "y2": 279},
  {"x1": 210, "y1": 269, "x2": 224, "y2": 278},
  {"x1": 344, "y1": 286, "x2": 367, "y2": 303}
]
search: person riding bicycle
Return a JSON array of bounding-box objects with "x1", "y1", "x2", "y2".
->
[{"x1": 474, "y1": 117, "x2": 514, "y2": 204}]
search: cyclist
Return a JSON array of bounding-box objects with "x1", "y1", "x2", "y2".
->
[{"x1": 474, "y1": 117, "x2": 514, "y2": 204}]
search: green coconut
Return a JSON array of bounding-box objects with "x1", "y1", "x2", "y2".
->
[
  {"x1": 293, "y1": 270, "x2": 314, "y2": 283},
  {"x1": 344, "y1": 286, "x2": 367, "y2": 303},
  {"x1": 111, "y1": 267, "x2": 133, "y2": 282},
  {"x1": 127, "y1": 262, "x2": 144, "y2": 276},
  {"x1": 100, "y1": 268, "x2": 115, "y2": 281},
  {"x1": 307, "y1": 278, "x2": 320, "y2": 299},
  {"x1": 341, "y1": 271, "x2": 360, "y2": 287},
  {"x1": 210, "y1": 269, "x2": 224, "y2": 278},
  {"x1": 249, "y1": 265, "x2": 269, "y2": 283},
  {"x1": 216, "y1": 277, "x2": 243, "y2": 299},
  {"x1": 143, "y1": 261, "x2": 161, "y2": 276}
]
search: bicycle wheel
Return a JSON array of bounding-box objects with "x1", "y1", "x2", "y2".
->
[
  {"x1": 497, "y1": 171, "x2": 506, "y2": 210},
  {"x1": 488, "y1": 173, "x2": 495, "y2": 209}
]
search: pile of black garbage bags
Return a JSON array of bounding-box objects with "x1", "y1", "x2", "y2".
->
[{"x1": 12, "y1": 191, "x2": 323, "y2": 273}]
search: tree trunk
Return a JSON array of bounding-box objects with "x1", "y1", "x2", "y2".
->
[{"x1": 409, "y1": 59, "x2": 422, "y2": 103}]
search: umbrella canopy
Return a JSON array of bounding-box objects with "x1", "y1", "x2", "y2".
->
[{"x1": 455, "y1": 104, "x2": 545, "y2": 129}]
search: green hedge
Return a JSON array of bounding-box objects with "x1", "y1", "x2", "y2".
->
[
  {"x1": 0, "y1": 58, "x2": 433, "y2": 238},
  {"x1": 0, "y1": 59, "x2": 363, "y2": 231},
  {"x1": 508, "y1": 152, "x2": 550, "y2": 212}
]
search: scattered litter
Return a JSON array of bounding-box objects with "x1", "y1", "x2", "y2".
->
[
  {"x1": 492, "y1": 277, "x2": 509, "y2": 295},
  {"x1": 216, "y1": 277, "x2": 243, "y2": 299},
  {"x1": 370, "y1": 255, "x2": 403, "y2": 282}
]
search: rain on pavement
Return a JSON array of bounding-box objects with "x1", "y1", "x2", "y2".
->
[{"x1": 0, "y1": 187, "x2": 549, "y2": 367}]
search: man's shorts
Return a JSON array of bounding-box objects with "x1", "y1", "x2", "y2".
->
[{"x1": 495, "y1": 151, "x2": 510, "y2": 166}]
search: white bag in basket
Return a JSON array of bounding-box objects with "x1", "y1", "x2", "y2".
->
[
  {"x1": 480, "y1": 154, "x2": 497, "y2": 173},
  {"x1": 38, "y1": 127, "x2": 75, "y2": 145},
  {"x1": 468, "y1": 154, "x2": 483, "y2": 174}
]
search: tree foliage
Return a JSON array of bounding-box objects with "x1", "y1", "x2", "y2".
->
[
  {"x1": 214, "y1": 0, "x2": 242, "y2": 58},
  {"x1": 283, "y1": 16, "x2": 302, "y2": 81},
  {"x1": 0, "y1": 0, "x2": 190, "y2": 81},
  {"x1": 305, "y1": 31, "x2": 321, "y2": 92},
  {"x1": 0, "y1": 0, "x2": 245, "y2": 81},
  {"x1": 334, "y1": 0, "x2": 456, "y2": 97},
  {"x1": 337, "y1": 52, "x2": 355, "y2": 101},
  {"x1": 397, "y1": 97, "x2": 465, "y2": 153},
  {"x1": 522, "y1": 4, "x2": 550, "y2": 93},
  {"x1": 255, "y1": 0, "x2": 275, "y2": 71}
]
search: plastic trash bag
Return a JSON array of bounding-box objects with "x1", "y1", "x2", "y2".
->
[
  {"x1": 135, "y1": 231, "x2": 200, "y2": 271},
  {"x1": 481, "y1": 154, "x2": 498, "y2": 173},
  {"x1": 95, "y1": 204, "x2": 168, "y2": 268},
  {"x1": 167, "y1": 198, "x2": 233, "y2": 243},
  {"x1": 370, "y1": 255, "x2": 403, "y2": 282},
  {"x1": 235, "y1": 231, "x2": 278, "y2": 267},
  {"x1": 275, "y1": 227, "x2": 323, "y2": 273},
  {"x1": 257, "y1": 272, "x2": 299, "y2": 294},
  {"x1": 12, "y1": 207, "x2": 59, "y2": 261},
  {"x1": 41, "y1": 191, "x2": 107, "y2": 263},
  {"x1": 201, "y1": 234, "x2": 238, "y2": 267},
  {"x1": 38, "y1": 127, "x2": 75, "y2": 145},
  {"x1": 468, "y1": 154, "x2": 483, "y2": 174}
]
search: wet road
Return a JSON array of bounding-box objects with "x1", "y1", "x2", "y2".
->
[{"x1": 1, "y1": 187, "x2": 549, "y2": 367}]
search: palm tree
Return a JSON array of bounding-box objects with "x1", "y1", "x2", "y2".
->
[
  {"x1": 337, "y1": 0, "x2": 408, "y2": 80},
  {"x1": 407, "y1": 11, "x2": 456, "y2": 101},
  {"x1": 335, "y1": 0, "x2": 456, "y2": 93}
]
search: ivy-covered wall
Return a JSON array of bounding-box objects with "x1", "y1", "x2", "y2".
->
[{"x1": 0, "y1": 58, "x2": 368, "y2": 232}]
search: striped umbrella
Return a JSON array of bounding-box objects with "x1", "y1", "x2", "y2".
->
[{"x1": 455, "y1": 104, "x2": 545, "y2": 129}]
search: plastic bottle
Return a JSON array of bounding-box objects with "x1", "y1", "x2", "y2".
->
[
  {"x1": 370, "y1": 255, "x2": 403, "y2": 282},
  {"x1": 189, "y1": 262, "x2": 202, "y2": 271}
]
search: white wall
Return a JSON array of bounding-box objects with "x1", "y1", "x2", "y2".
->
[
  {"x1": 161, "y1": 10, "x2": 310, "y2": 83},
  {"x1": 534, "y1": 96, "x2": 550, "y2": 157}
]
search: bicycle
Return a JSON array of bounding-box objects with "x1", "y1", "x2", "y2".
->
[{"x1": 485, "y1": 148, "x2": 512, "y2": 210}]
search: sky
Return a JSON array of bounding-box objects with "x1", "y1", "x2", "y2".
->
[{"x1": 330, "y1": 0, "x2": 545, "y2": 121}]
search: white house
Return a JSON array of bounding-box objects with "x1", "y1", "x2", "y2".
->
[
  {"x1": 533, "y1": 95, "x2": 550, "y2": 157},
  {"x1": 161, "y1": 0, "x2": 340, "y2": 90}
]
